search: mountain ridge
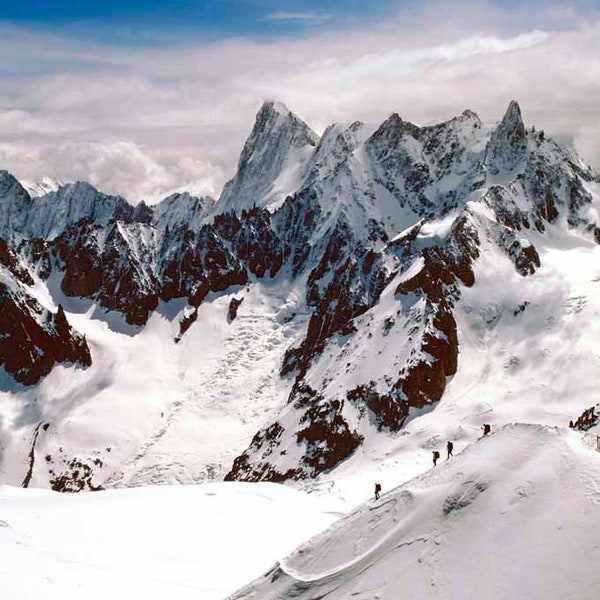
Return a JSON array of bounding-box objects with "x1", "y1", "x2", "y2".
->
[{"x1": 0, "y1": 99, "x2": 599, "y2": 491}]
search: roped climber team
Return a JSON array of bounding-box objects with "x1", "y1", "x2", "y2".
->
[{"x1": 374, "y1": 424, "x2": 493, "y2": 501}]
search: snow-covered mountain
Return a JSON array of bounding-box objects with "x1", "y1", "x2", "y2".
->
[{"x1": 0, "y1": 99, "x2": 599, "y2": 496}]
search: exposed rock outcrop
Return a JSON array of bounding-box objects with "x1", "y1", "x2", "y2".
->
[
  {"x1": 573, "y1": 405, "x2": 599, "y2": 432},
  {"x1": 0, "y1": 238, "x2": 91, "y2": 385},
  {"x1": 486, "y1": 100, "x2": 527, "y2": 174}
]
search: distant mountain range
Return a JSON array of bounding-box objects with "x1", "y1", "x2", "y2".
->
[{"x1": 0, "y1": 99, "x2": 598, "y2": 491}]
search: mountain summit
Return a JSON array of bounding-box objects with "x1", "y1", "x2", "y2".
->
[
  {"x1": 486, "y1": 99, "x2": 527, "y2": 174},
  {"x1": 217, "y1": 100, "x2": 319, "y2": 214}
]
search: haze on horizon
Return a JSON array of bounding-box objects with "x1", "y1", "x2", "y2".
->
[{"x1": 1, "y1": 0, "x2": 599, "y2": 202}]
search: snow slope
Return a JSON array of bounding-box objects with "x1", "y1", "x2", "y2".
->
[
  {"x1": 0, "y1": 277, "x2": 309, "y2": 489},
  {"x1": 231, "y1": 424, "x2": 600, "y2": 600},
  {"x1": 20, "y1": 176, "x2": 64, "y2": 198},
  {"x1": 229, "y1": 173, "x2": 600, "y2": 488},
  {"x1": 0, "y1": 481, "x2": 340, "y2": 600}
]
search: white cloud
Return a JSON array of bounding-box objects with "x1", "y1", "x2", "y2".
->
[
  {"x1": 0, "y1": 5, "x2": 599, "y2": 202},
  {"x1": 0, "y1": 140, "x2": 224, "y2": 203}
]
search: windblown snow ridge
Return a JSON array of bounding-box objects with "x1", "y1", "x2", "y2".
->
[{"x1": 229, "y1": 424, "x2": 600, "y2": 600}]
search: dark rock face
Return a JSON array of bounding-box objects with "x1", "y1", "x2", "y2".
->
[
  {"x1": 58, "y1": 227, "x2": 104, "y2": 298},
  {"x1": 573, "y1": 406, "x2": 599, "y2": 432},
  {"x1": 512, "y1": 242, "x2": 541, "y2": 276},
  {"x1": 294, "y1": 387, "x2": 363, "y2": 475},
  {"x1": 175, "y1": 307, "x2": 198, "y2": 342},
  {"x1": 0, "y1": 293, "x2": 91, "y2": 385},
  {"x1": 18, "y1": 238, "x2": 53, "y2": 279},
  {"x1": 282, "y1": 222, "x2": 389, "y2": 378},
  {"x1": 484, "y1": 186, "x2": 531, "y2": 231},
  {"x1": 36, "y1": 206, "x2": 291, "y2": 327},
  {"x1": 21, "y1": 423, "x2": 42, "y2": 488},
  {"x1": 53, "y1": 220, "x2": 158, "y2": 326},
  {"x1": 372, "y1": 216, "x2": 479, "y2": 430},
  {"x1": 49, "y1": 456, "x2": 103, "y2": 492},
  {"x1": 347, "y1": 383, "x2": 409, "y2": 432},
  {"x1": 225, "y1": 422, "x2": 302, "y2": 483},
  {"x1": 0, "y1": 238, "x2": 34, "y2": 285},
  {"x1": 0, "y1": 238, "x2": 91, "y2": 385},
  {"x1": 272, "y1": 189, "x2": 321, "y2": 276},
  {"x1": 226, "y1": 383, "x2": 363, "y2": 482}
]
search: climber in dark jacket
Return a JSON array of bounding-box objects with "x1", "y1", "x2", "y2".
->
[
  {"x1": 433, "y1": 450, "x2": 440, "y2": 466},
  {"x1": 483, "y1": 424, "x2": 491, "y2": 436},
  {"x1": 446, "y1": 440, "x2": 453, "y2": 459},
  {"x1": 374, "y1": 482, "x2": 381, "y2": 500}
]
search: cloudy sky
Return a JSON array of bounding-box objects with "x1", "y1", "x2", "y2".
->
[{"x1": 1, "y1": 0, "x2": 599, "y2": 202}]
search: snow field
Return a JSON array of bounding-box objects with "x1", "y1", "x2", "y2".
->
[
  {"x1": 0, "y1": 276, "x2": 309, "y2": 489},
  {"x1": 0, "y1": 482, "x2": 340, "y2": 600}
]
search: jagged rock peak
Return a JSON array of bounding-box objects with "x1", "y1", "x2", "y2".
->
[
  {"x1": 132, "y1": 200, "x2": 153, "y2": 224},
  {"x1": 319, "y1": 120, "x2": 366, "y2": 143},
  {"x1": 152, "y1": 191, "x2": 216, "y2": 230},
  {"x1": 417, "y1": 110, "x2": 483, "y2": 142},
  {"x1": 54, "y1": 180, "x2": 120, "y2": 200},
  {"x1": 216, "y1": 101, "x2": 319, "y2": 214},
  {"x1": 311, "y1": 121, "x2": 367, "y2": 165},
  {"x1": 497, "y1": 100, "x2": 525, "y2": 145},
  {"x1": 257, "y1": 99, "x2": 294, "y2": 121},
  {"x1": 371, "y1": 108, "x2": 483, "y2": 141},
  {"x1": 446, "y1": 109, "x2": 482, "y2": 130},
  {"x1": 369, "y1": 113, "x2": 421, "y2": 143},
  {"x1": 418, "y1": 109, "x2": 482, "y2": 137},
  {"x1": 503, "y1": 99, "x2": 524, "y2": 125},
  {"x1": 460, "y1": 108, "x2": 480, "y2": 120},
  {"x1": 0, "y1": 171, "x2": 32, "y2": 241},
  {"x1": 0, "y1": 170, "x2": 30, "y2": 202},
  {"x1": 245, "y1": 100, "x2": 319, "y2": 155},
  {"x1": 486, "y1": 100, "x2": 527, "y2": 174}
]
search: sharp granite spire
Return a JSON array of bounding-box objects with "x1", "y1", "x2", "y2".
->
[
  {"x1": 216, "y1": 100, "x2": 319, "y2": 214},
  {"x1": 485, "y1": 100, "x2": 527, "y2": 174}
]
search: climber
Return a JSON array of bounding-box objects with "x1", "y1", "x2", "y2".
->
[
  {"x1": 446, "y1": 440, "x2": 454, "y2": 459},
  {"x1": 433, "y1": 450, "x2": 440, "y2": 466},
  {"x1": 374, "y1": 482, "x2": 381, "y2": 500},
  {"x1": 569, "y1": 420, "x2": 574, "y2": 428},
  {"x1": 483, "y1": 424, "x2": 491, "y2": 436}
]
